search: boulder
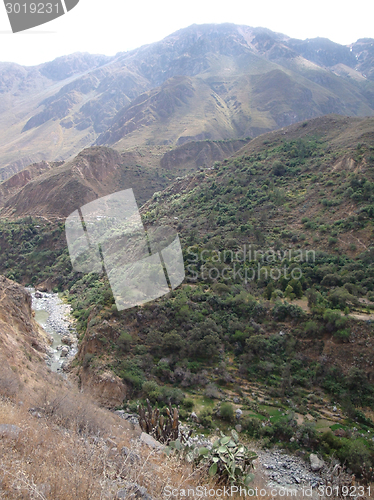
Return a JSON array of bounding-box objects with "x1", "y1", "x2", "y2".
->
[
  {"x1": 310, "y1": 453, "x2": 325, "y2": 471},
  {"x1": 139, "y1": 432, "x2": 164, "y2": 450},
  {"x1": 190, "y1": 411, "x2": 199, "y2": 422},
  {"x1": 334, "y1": 428, "x2": 347, "y2": 437},
  {"x1": 60, "y1": 346, "x2": 69, "y2": 358},
  {"x1": 61, "y1": 334, "x2": 74, "y2": 346}
]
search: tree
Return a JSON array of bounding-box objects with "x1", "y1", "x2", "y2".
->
[
  {"x1": 161, "y1": 332, "x2": 185, "y2": 355},
  {"x1": 272, "y1": 161, "x2": 286, "y2": 177},
  {"x1": 289, "y1": 278, "x2": 302, "y2": 299},
  {"x1": 285, "y1": 285, "x2": 296, "y2": 301}
]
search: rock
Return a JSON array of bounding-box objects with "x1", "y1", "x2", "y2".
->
[
  {"x1": 28, "y1": 407, "x2": 44, "y2": 418},
  {"x1": 105, "y1": 437, "x2": 117, "y2": 447},
  {"x1": 116, "y1": 482, "x2": 153, "y2": 500},
  {"x1": 235, "y1": 424, "x2": 242, "y2": 433},
  {"x1": 190, "y1": 411, "x2": 198, "y2": 422},
  {"x1": 334, "y1": 428, "x2": 347, "y2": 437},
  {"x1": 60, "y1": 346, "x2": 69, "y2": 358},
  {"x1": 61, "y1": 334, "x2": 75, "y2": 346},
  {"x1": 121, "y1": 446, "x2": 141, "y2": 464},
  {"x1": 61, "y1": 361, "x2": 69, "y2": 371},
  {"x1": 35, "y1": 292, "x2": 43, "y2": 298},
  {"x1": 235, "y1": 409, "x2": 242, "y2": 419},
  {"x1": 0, "y1": 424, "x2": 22, "y2": 439},
  {"x1": 139, "y1": 432, "x2": 164, "y2": 450},
  {"x1": 310, "y1": 453, "x2": 325, "y2": 472},
  {"x1": 233, "y1": 397, "x2": 240, "y2": 404},
  {"x1": 121, "y1": 446, "x2": 141, "y2": 463}
]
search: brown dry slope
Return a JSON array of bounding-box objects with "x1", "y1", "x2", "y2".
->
[
  {"x1": 0, "y1": 138, "x2": 250, "y2": 219},
  {"x1": 0, "y1": 275, "x2": 51, "y2": 397}
]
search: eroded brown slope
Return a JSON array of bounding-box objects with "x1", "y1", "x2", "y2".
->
[
  {"x1": 0, "y1": 139, "x2": 250, "y2": 219},
  {"x1": 0, "y1": 276, "x2": 50, "y2": 396}
]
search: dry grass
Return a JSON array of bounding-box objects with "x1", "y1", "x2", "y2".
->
[
  {"x1": 1, "y1": 361, "x2": 372, "y2": 499},
  {"x1": 0, "y1": 371, "x2": 215, "y2": 500},
  {"x1": 0, "y1": 393, "x2": 194, "y2": 499}
]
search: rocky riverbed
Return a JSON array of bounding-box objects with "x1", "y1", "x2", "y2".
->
[
  {"x1": 28, "y1": 289, "x2": 78, "y2": 372},
  {"x1": 257, "y1": 448, "x2": 324, "y2": 489}
]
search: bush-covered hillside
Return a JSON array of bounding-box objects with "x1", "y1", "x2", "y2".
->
[{"x1": 1, "y1": 115, "x2": 374, "y2": 475}]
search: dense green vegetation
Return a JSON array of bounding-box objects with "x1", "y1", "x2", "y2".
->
[{"x1": 1, "y1": 122, "x2": 374, "y2": 476}]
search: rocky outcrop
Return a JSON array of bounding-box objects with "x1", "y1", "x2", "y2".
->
[
  {"x1": 0, "y1": 160, "x2": 62, "y2": 203},
  {"x1": 0, "y1": 276, "x2": 51, "y2": 395},
  {"x1": 78, "y1": 368, "x2": 127, "y2": 408}
]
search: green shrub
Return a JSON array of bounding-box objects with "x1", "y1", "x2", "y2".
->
[
  {"x1": 241, "y1": 417, "x2": 262, "y2": 437},
  {"x1": 181, "y1": 399, "x2": 194, "y2": 410},
  {"x1": 337, "y1": 440, "x2": 373, "y2": 475},
  {"x1": 333, "y1": 329, "x2": 351, "y2": 342},
  {"x1": 303, "y1": 320, "x2": 321, "y2": 336},
  {"x1": 117, "y1": 331, "x2": 133, "y2": 351},
  {"x1": 323, "y1": 309, "x2": 347, "y2": 331},
  {"x1": 199, "y1": 409, "x2": 213, "y2": 428},
  {"x1": 159, "y1": 386, "x2": 185, "y2": 405},
  {"x1": 328, "y1": 236, "x2": 338, "y2": 246},
  {"x1": 142, "y1": 380, "x2": 161, "y2": 403},
  {"x1": 272, "y1": 161, "x2": 286, "y2": 177},
  {"x1": 220, "y1": 402, "x2": 234, "y2": 422}
]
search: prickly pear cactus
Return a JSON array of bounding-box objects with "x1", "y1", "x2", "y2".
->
[{"x1": 166, "y1": 429, "x2": 257, "y2": 487}]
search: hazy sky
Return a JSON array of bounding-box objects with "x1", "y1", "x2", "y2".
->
[{"x1": 0, "y1": 0, "x2": 373, "y2": 66}]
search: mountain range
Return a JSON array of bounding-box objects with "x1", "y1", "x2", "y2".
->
[
  {"x1": 1, "y1": 23, "x2": 374, "y2": 482},
  {"x1": 0, "y1": 23, "x2": 374, "y2": 181}
]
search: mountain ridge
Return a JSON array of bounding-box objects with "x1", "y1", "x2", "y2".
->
[{"x1": 0, "y1": 24, "x2": 374, "y2": 180}]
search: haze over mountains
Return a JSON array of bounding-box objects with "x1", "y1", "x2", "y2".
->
[{"x1": 0, "y1": 23, "x2": 374, "y2": 181}]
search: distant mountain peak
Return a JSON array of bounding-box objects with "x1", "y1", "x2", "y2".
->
[{"x1": 0, "y1": 23, "x2": 374, "y2": 179}]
